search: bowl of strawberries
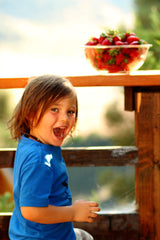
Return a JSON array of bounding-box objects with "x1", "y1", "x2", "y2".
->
[{"x1": 84, "y1": 30, "x2": 152, "y2": 73}]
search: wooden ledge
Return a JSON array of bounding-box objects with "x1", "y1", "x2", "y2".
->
[
  {"x1": 0, "y1": 147, "x2": 138, "y2": 168},
  {"x1": 0, "y1": 212, "x2": 139, "y2": 240},
  {"x1": 1, "y1": 71, "x2": 160, "y2": 88}
]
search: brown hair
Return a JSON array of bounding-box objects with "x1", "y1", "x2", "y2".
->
[{"x1": 8, "y1": 75, "x2": 78, "y2": 140}]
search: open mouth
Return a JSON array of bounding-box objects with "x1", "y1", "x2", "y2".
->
[{"x1": 53, "y1": 127, "x2": 66, "y2": 140}]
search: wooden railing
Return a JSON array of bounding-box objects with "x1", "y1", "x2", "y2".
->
[{"x1": 1, "y1": 70, "x2": 160, "y2": 240}]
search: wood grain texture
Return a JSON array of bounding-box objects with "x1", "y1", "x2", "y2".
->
[
  {"x1": 0, "y1": 147, "x2": 138, "y2": 168},
  {"x1": 1, "y1": 70, "x2": 160, "y2": 88},
  {"x1": 0, "y1": 213, "x2": 139, "y2": 240},
  {"x1": 134, "y1": 88, "x2": 160, "y2": 239}
]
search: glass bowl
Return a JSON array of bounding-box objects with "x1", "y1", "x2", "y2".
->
[{"x1": 84, "y1": 44, "x2": 152, "y2": 73}]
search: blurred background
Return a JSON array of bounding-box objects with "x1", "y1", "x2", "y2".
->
[{"x1": 0, "y1": 0, "x2": 160, "y2": 213}]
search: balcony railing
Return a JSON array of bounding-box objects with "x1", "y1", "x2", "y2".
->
[{"x1": 1, "y1": 70, "x2": 160, "y2": 240}]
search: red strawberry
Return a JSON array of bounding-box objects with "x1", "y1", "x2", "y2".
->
[
  {"x1": 103, "y1": 51, "x2": 112, "y2": 61},
  {"x1": 129, "y1": 49, "x2": 140, "y2": 59},
  {"x1": 122, "y1": 41, "x2": 128, "y2": 45},
  {"x1": 86, "y1": 41, "x2": 96, "y2": 45},
  {"x1": 113, "y1": 35, "x2": 121, "y2": 43},
  {"x1": 115, "y1": 41, "x2": 123, "y2": 45},
  {"x1": 92, "y1": 37, "x2": 99, "y2": 43},
  {"x1": 107, "y1": 65, "x2": 122, "y2": 73},
  {"x1": 122, "y1": 48, "x2": 130, "y2": 54},
  {"x1": 127, "y1": 35, "x2": 139, "y2": 44},
  {"x1": 102, "y1": 38, "x2": 112, "y2": 45},
  {"x1": 86, "y1": 37, "x2": 99, "y2": 45},
  {"x1": 121, "y1": 32, "x2": 135, "y2": 41},
  {"x1": 99, "y1": 33, "x2": 106, "y2": 44},
  {"x1": 116, "y1": 53, "x2": 125, "y2": 65},
  {"x1": 129, "y1": 41, "x2": 139, "y2": 45},
  {"x1": 128, "y1": 32, "x2": 135, "y2": 36}
]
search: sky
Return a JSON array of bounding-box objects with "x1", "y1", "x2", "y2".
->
[
  {"x1": 0, "y1": 0, "x2": 134, "y2": 76},
  {"x1": 0, "y1": 0, "x2": 134, "y2": 136}
]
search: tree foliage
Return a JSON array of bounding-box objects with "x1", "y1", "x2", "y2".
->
[
  {"x1": 133, "y1": 0, "x2": 160, "y2": 70},
  {"x1": 104, "y1": 101, "x2": 135, "y2": 146},
  {"x1": 0, "y1": 192, "x2": 14, "y2": 212},
  {"x1": 134, "y1": 0, "x2": 160, "y2": 29}
]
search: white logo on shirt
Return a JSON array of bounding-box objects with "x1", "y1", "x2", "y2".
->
[{"x1": 44, "y1": 154, "x2": 53, "y2": 167}]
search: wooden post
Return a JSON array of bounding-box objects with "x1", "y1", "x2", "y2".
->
[{"x1": 126, "y1": 87, "x2": 160, "y2": 240}]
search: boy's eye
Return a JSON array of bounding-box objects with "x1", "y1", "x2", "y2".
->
[
  {"x1": 51, "y1": 108, "x2": 58, "y2": 112},
  {"x1": 68, "y1": 110, "x2": 76, "y2": 115}
]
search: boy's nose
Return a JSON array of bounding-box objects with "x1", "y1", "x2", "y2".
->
[{"x1": 59, "y1": 113, "x2": 68, "y2": 122}]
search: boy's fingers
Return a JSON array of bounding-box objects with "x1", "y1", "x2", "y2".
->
[
  {"x1": 89, "y1": 201, "x2": 99, "y2": 207},
  {"x1": 90, "y1": 212, "x2": 98, "y2": 218},
  {"x1": 91, "y1": 207, "x2": 100, "y2": 213}
]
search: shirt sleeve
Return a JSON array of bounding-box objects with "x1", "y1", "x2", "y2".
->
[{"x1": 20, "y1": 163, "x2": 54, "y2": 207}]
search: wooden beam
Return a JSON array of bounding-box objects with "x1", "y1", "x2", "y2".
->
[
  {"x1": 0, "y1": 212, "x2": 139, "y2": 240},
  {"x1": 134, "y1": 87, "x2": 160, "y2": 239},
  {"x1": 62, "y1": 146, "x2": 138, "y2": 166},
  {"x1": 0, "y1": 147, "x2": 138, "y2": 168},
  {"x1": 0, "y1": 77, "x2": 28, "y2": 89},
  {"x1": 74, "y1": 212, "x2": 139, "y2": 239},
  {"x1": 1, "y1": 70, "x2": 160, "y2": 88},
  {"x1": 67, "y1": 71, "x2": 160, "y2": 87},
  {"x1": 0, "y1": 149, "x2": 15, "y2": 168},
  {"x1": 124, "y1": 87, "x2": 135, "y2": 111}
]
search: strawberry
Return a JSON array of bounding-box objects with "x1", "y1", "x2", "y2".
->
[
  {"x1": 115, "y1": 40, "x2": 123, "y2": 45},
  {"x1": 85, "y1": 29, "x2": 149, "y2": 73},
  {"x1": 115, "y1": 53, "x2": 125, "y2": 65},
  {"x1": 127, "y1": 35, "x2": 139, "y2": 44},
  {"x1": 114, "y1": 35, "x2": 121, "y2": 41},
  {"x1": 113, "y1": 35, "x2": 121, "y2": 43},
  {"x1": 86, "y1": 41, "x2": 96, "y2": 46},
  {"x1": 122, "y1": 48, "x2": 130, "y2": 54},
  {"x1": 107, "y1": 65, "x2": 122, "y2": 73},
  {"x1": 86, "y1": 37, "x2": 99, "y2": 45},
  {"x1": 129, "y1": 49, "x2": 140, "y2": 59},
  {"x1": 122, "y1": 41, "x2": 128, "y2": 45},
  {"x1": 121, "y1": 32, "x2": 135, "y2": 41},
  {"x1": 103, "y1": 51, "x2": 112, "y2": 61},
  {"x1": 92, "y1": 37, "x2": 99, "y2": 43},
  {"x1": 102, "y1": 38, "x2": 112, "y2": 45},
  {"x1": 99, "y1": 33, "x2": 106, "y2": 44},
  {"x1": 130, "y1": 41, "x2": 139, "y2": 45}
]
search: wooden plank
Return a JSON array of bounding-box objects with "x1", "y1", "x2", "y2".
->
[
  {"x1": 0, "y1": 170, "x2": 13, "y2": 194},
  {"x1": 0, "y1": 213, "x2": 11, "y2": 240},
  {"x1": 125, "y1": 87, "x2": 135, "y2": 111},
  {"x1": 1, "y1": 70, "x2": 160, "y2": 89},
  {"x1": 67, "y1": 70, "x2": 160, "y2": 87},
  {"x1": 134, "y1": 88, "x2": 160, "y2": 239},
  {"x1": 0, "y1": 77, "x2": 28, "y2": 89},
  {"x1": 0, "y1": 150, "x2": 15, "y2": 168},
  {"x1": 0, "y1": 212, "x2": 139, "y2": 240},
  {"x1": 74, "y1": 213, "x2": 139, "y2": 239},
  {"x1": 0, "y1": 147, "x2": 138, "y2": 168},
  {"x1": 62, "y1": 146, "x2": 138, "y2": 166}
]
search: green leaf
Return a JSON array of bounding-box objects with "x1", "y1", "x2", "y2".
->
[
  {"x1": 107, "y1": 58, "x2": 116, "y2": 65},
  {"x1": 100, "y1": 32, "x2": 107, "y2": 38},
  {"x1": 106, "y1": 29, "x2": 119, "y2": 36},
  {"x1": 109, "y1": 48, "x2": 120, "y2": 56},
  {"x1": 154, "y1": 39, "x2": 160, "y2": 46},
  {"x1": 124, "y1": 58, "x2": 129, "y2": 63}
]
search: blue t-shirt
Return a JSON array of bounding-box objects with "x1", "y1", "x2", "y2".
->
[{"x1": 9, "y1": 135, "x2": 76, "y2": 240}]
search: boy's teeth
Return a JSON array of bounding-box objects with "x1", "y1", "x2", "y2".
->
[{"x1": 53, "y1": 127, "x2": 66, "y2": 138}]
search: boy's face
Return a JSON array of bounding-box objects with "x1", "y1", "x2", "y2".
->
[{"x1": 30, "y1": 96, "x2": 77, "y2": 146}]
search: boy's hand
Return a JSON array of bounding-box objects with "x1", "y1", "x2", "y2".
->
[{"x1": 72, "y1": 200, "x2": 100, "y2": 223}]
